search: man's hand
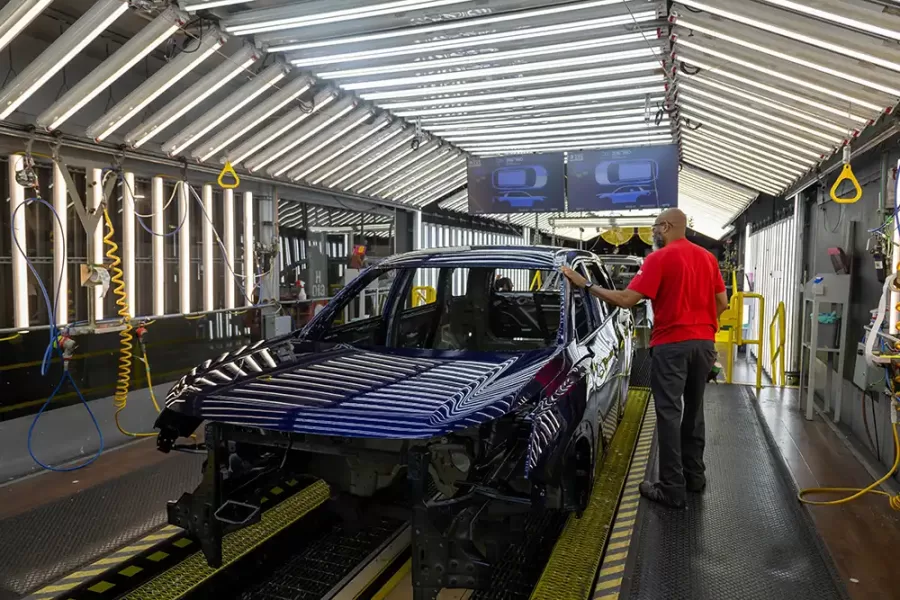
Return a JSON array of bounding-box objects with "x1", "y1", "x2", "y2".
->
[{"x1": 561, "y1": 266, "x2": 588, "y2": 288}]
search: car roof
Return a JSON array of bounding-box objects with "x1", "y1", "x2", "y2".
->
[{"x1": 380, "y1": 245, "x2": 596, "y2": 270}]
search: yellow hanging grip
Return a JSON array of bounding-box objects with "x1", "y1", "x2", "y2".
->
[
  {"x1": 217, "y1": 161, "x2": 240, "y2": 189},
  {"x1": 830, "y1": 145, "x2": 862, "y2": 204}
]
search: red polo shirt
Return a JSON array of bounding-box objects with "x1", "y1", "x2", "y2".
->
[{"x1": 627, "y1": 238, "x2": 725, "y2": 347}]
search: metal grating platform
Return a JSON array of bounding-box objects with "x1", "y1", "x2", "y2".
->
[
  {"x1": 236, "y1": 515, "x2": 406, "y2": 600},
  {"x1": 621, "y1": 385, "x2": 849, "y2": 600},
  {"x1": 0, "y1": 453, "x2": 203, "y2": 600}
]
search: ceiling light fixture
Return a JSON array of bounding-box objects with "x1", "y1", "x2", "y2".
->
[
  {"x1": 126, "y1": 44, "x2": 262, "y2": 148},
  {"x1": 0, "y1": 0, "x2": 54, "y2": 54},
  {"x1": 37, "y1": 6, "x2": 188, "y2": 131},
  {"x1": 88, "y1": 26, "x2": 227, "y2": 142},
  {"x1": 0, "y1": 0, "x2": 129, "y2": 121},
  {"x1": 193, "y1": 76, "x2": 314, "y2": 162},
  {"x1": 162, "y1": 62, "x2": 288, "y2": 156}
]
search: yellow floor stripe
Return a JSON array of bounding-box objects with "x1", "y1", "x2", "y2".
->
[
  {"x1": 590, "y1": 398, "x2": 656, "y2": 600},
  {"x1": 370, "y1": 558, "x2": 412, "y2": 600},
  {"x1": 594, "y1": 578, "x2": 623, "y2": 591},
  {"x1": 530, "y1": 389, "x2": 650, "y2": 600},
  {"x1": 29, "y1": 582, "x2": 77, "y2": 595},
  {"x1": 122, "y1": 480, "x2": 330, "y2": 600},
  {"x1": 598, "y1": 563, "x2": 626, "y2": 577},
  {"x1": 61, "y1": 568, "x2": 107, "y2": 580}
]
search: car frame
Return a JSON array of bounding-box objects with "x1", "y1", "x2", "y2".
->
[{"x1": 154, "y1": 246, "x2": 634, "y2": 597}]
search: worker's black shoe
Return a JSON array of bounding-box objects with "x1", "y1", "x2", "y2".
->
[
  {"x1": 639, "y1": 481, "x2": 685, "y2": 509},
  {"x1": 686, "y1": 477, "x2": 707, "y2": 494}
]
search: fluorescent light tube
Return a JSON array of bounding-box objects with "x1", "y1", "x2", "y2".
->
[
  {"x1": 182, "y1": 0, "x2": 256, "y2": 9},
  {"x1": 229, "y1": 88, "x2": 339, "y2": 165},
  {"x1": 9, "y1": 155, "x2": 28, "y2": 328},
  {"x1": 348, "y1": 142, "x2": 439, "y2": 192},
  {"x1": 458, "y1": 126, "x2": 671, "y2": 143},
  {"x1": 244, "y1": 96, "x2": 357, "y2": 172},
  {"x1": 52, "y1": 162, "x2": 68, "y2": 325},
  {"x1": 393, "y1": 160, "x2": 464, "y2": 201},
  {"x1": 345, "y1": 51, "x2": 661, "y2": 94},
  {"x1": 754, "y1": 0, "x2": 900, "y2": 41},
  {"x1": 243, "y1": 192, "x2": 253, "y2": 306},
  {"x1": 37, "y1": 6, "x2": 188, "y2": 131},
  {"x1": 193, "y1": 75, "x2": 314, "y2": 162},
  {"x1": 0, "y1": 0, "x2": 128, "y2": 120},
  {"x1": 311, "y1": 126, "x2": 407, "y2": 185},
  {"x1": 288, "y1": 11, "x2": 658, "y2": 68},
  {"x1": 679, "y1": 107, "x2": 818, "y2": 161},
  {"x1": 390, "y1": 86, "x2": 666, "y2": 117},
  {"x1": 379, "y1": 75, "x2": 664, "y2": 110},
  {"x1": 122, "y1": 172, "x2": 136, "y2": 318},
  {"x1": 88, "y1": 26, "x2": 226, "y2": 142},
  {"x1": 440, "y1": 119, "x2": 669, "y2": 139},
  {"x1": 373, "y1": 151, "x2": 457, "y2": 197},
  {"x1": 675, "y1": 17, "x2": 900, "y2": 97},
  {"x1": 151, "y1": 177, "x2": 164, "y2": 316},
  {"x1": 125, "y1": 44, "x2": 262, "y2": 148},
  {"x1": 419, "y1": 98, "x2": 663, "y2": 124},
  {"x1": 202, "y1": 184, "x2": 214, "y2": 312},
  {"x1": 681, "y1": 97, "x2": 832, "y2": 152},
  {"x1": 227, "y1": 0, "x2": 466, "y2": 35},
  {"x1": 0, "y1": 0, "x2": 54, "y2": 54},
  {"x1": 266, "y1": 0, "x2": 635, "y2": 52},
  {"x1": 360, "y1": 60, "x2": 662, "y2": 101},
  {"x1": 679, "y1": 0, "x2": 900, "y2": 73},
  {"x1": 162, "y1": 63, "x2": 288, "y2": 156},
  {"x1": 676, "y1": 39, "x2": 886, "y2": 113},
  {"x1": 319, "y1": 32, "x2": 654, "y2": 80},
  {"x1": 289, "y1": 118, "x2": 392, "y2": 182},
  {"x1": 429, "y1": 109, "x2": 650, "y2": 131},
  {"x1": 270, "y1": 108, "x2": 374, "y2": 178},
  {"x1": 680, "y1": 83, "x2": 847, "y2": 138},
  {"x1": 223, "y1": 189, "x2": 236, "y2": 310},
  {"x1": 553, "y1": 216, "x2": 659, "y2": 228},
  {"x1": 682, "y1": 65, "x2": 869, "y2": 126},
  {"x1": 327, "y1": 133, "x2": 417, "y2": 187}
]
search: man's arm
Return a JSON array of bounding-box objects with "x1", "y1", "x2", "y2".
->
[
  {"x1": 560, "y1": 266, "x2": 645, "y2": 308},
  {"x1": 715, "y1": 291, "x2": 729, "y2": 318}
]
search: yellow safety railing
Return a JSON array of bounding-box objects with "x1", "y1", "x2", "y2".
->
[
  {"x1": 530, "y1": 270, "x2": 543, "y2": 291},
  {"x1": 740, "y1": 292, "x2": 765, "y2": 391},
  {"x1": 411, "y1": 286, "x2": 436, "y2": 307},
  {"x1": 715, "y1": 271, "x2": 765, "y2": 390},
  {"x1": 769, "y1": 301, "x2": 786, "y2": 387}
]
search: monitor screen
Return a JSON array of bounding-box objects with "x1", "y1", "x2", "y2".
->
[
  {"x1": 467, "y1": 153, "x2": 566, "y2": 214},
  {"x1": 566, "y1": 144, "x2": 679, "y2": 212}
]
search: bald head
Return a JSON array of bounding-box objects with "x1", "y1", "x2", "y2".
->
[{"x1": 652, "y1": 208, "x2": 687, "y2": 248}]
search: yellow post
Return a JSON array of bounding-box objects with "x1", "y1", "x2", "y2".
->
[
  {"x1": 768, "y1": 301, "x2": 786, "y2": 387},
  {"x1": 740, "y1": 292, "x2": 765, "y2": 391},
  {"x1": 411, "y1": 286, "x2": 436, "y2": 307}
]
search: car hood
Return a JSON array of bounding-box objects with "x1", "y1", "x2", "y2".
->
[{"x1": 160, "y1": 338, "x2": 557, "y2": 438}]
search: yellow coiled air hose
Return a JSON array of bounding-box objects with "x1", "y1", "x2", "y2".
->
[
  {"x1": 102, "y1": 209, "x2": 154, "y2": 438},
  {"x1": 798, "y1": 406, "x2": 900, "y2": 511}
]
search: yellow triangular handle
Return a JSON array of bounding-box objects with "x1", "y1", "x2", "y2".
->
[
  {"x1": 217, "y1": 161, "x2": 240, "y2": 189},
  {"x1": 830, "y1": 163, "x2": 861, "y2": 204}
]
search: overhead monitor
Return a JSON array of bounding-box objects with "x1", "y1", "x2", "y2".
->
[
  {"x1": 467, "y1": 153, "x2": 565, "y2": 214},
  {"x1": 566, "y1": 144, "x2": 679, "y2": 212}
]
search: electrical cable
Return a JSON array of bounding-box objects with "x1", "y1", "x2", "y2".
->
[{"x1": 10, "y1": 196, "x2": 104, "y2": 472}]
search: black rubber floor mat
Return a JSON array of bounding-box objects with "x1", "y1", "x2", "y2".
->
[
  {"x1": 622, "y1": 385, "x2": 849, "y2": 600},
  {"x1": 0, "y1": 453, "x2": 203, "y2": 600}
]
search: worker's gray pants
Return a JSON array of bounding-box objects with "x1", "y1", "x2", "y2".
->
[{"x1": 649, "y1": 339, "x2": 717, "y2": 502}]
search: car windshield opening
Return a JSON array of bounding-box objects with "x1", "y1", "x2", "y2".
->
[{"x1": 319, "y1": 266, "x2": 561, "y2": 352}]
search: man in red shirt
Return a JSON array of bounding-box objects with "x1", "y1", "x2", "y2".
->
[{"x1": 562, "y1": 208, "x2": 728, "y2": 508}]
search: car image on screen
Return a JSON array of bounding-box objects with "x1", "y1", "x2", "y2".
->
[
  {"x1": 598, "y1": 185, "x2": 653, "y2": 205},
  {"x1": 493, "y1": 190, "x2": 547, "y2": 208}
]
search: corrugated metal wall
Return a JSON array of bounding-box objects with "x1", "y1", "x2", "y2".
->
[{"x1": 746, "y1": 216, "x2": 799, "y2": 377}]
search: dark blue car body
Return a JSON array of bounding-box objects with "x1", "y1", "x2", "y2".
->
[{"x1": 156, "y1": 246, "x2": 634, "y2": 506}]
